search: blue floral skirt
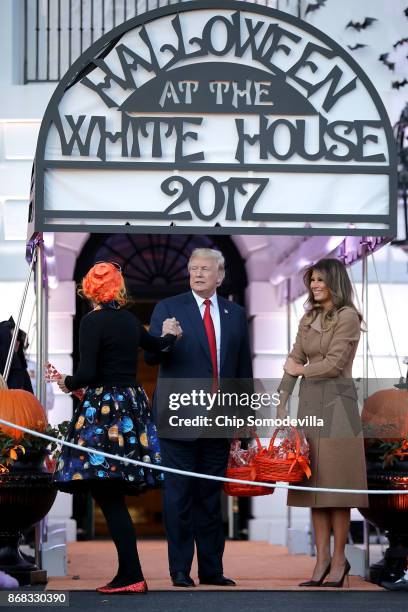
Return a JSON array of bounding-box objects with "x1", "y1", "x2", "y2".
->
[{"x1": 53, "y1": 385, "x2": 163, "y2": 495}]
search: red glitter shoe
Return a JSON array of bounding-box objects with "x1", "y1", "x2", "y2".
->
[{"x1": 96, "y1": 580, "x2": 148, "y2": 594}]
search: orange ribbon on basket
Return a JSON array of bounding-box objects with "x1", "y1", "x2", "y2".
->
[
  {"x1": 253, "y1": 427, "x2": 311, "y2": 484},
  {"x1": 288, "y1": 455, "x2": 312, "y2": 479}
]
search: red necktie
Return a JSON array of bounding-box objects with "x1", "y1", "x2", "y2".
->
[{"x1": 203, "y1": 299, "x2": 218, "y2": 382}]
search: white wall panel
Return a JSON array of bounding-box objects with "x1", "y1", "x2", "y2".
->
[
  {"x1": 3, "y1": 122, "x2": 39, "y2": 159},
  {"x1": 49, "y1": 281, "x2": 76, "y2": 314},
  {"x1": 2, "y1": 199, "x2": 29, "y2": 240},
  {"x1": 245, "y1": 248, "x2": 274, "y2": 282},
  {"x1": 49, "y1": 491, "x2": 73, "y2": 518},
  {"x1": 48, "y1": 314, "x2": 73, "y2": 353},
  {"x1": 232, "y1": 235, "x2": 269, "y2": 259},
  {"x1": 251, "y1": 314, "x2": 288, "y2": 354},
  {"x1": 0, "y1": 162, "x2": 33, "y2": 196},
  {"x1": 54, "y1": 232, "x2": 89, "y2": 253},
  {"x1": 53, "y1": 246, "x2": 77, "y2": 282},
  {"x1": 48, "y1": 394, "x2": 74, "y2": 426},
  {"x1": 253, "y1": 355, "x2": 287, "y2": 380},
  {"x1": 246, "y1": 281, "x2": 282, "y2": 316},
  {"x1": 0, "y1": 281, "x2": 35, "y2": 328}
]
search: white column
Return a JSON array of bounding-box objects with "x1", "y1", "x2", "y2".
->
[{"x1": 46, "y1": 281, "x2": 77, "y2": 542}]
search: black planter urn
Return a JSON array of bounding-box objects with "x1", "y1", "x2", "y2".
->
[
  {"x1": 0, "y1": 451, "x2": 57, "y2": 585},
  {"x1": 358, "y1": 446, "x2": 408, "y2": 584}
]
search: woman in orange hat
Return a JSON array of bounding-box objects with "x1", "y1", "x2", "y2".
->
[{"x1": 53, "y1": 261, "x2": 181, "y2": 594}]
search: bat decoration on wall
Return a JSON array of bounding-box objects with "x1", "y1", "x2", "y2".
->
[
  {"x1": 305, "y1": 0, "x2": 327, "y2": 16},
  {"x1": 404, "y1": 7, "x2": 408, "y2": 17},
  {"x1": 392, "y1": 78, "x2": 408, "y2": 89},
  {"x1": 346, "y1": 17, "x2": 378, "y2": 32},
  {"x1": 393, "y1": 37, "x2": 408, "y2": 49},
  {"x1": 347, "y1": 44, "x2": 368, "y2": 50},
  {"x1": 379, "y1": 53, "x2": 395, "y2": 71}
]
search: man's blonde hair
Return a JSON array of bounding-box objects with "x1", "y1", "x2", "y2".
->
[{"x1": 188, "y1": 248, "x2": 225, "y2": 283}]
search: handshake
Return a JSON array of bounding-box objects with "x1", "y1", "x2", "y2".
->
[{"x1": 162, "y1": 317, "x2": 183, "y2": 339}]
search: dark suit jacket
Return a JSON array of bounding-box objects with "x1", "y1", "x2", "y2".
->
[{"x1": 145, "y1": 291, "x2": 253, "y2": 437}]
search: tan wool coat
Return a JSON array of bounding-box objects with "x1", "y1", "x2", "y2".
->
[{"x1": 279, "y1": 306, "x2": 368, "y2": 508}]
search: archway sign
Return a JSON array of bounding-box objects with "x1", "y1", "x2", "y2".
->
[{"x1": 29, "y1": 0, "x2": 396, "y2": 238}]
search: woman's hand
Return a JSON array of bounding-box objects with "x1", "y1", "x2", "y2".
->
[
  {"x1": 276, "y1": 404, "x2": 289, "y2": 420},
  {"x1": 284, "y1": 357, "x2": 305, "y2": 377},
  {"x1": 162, "y1": 317, "x2": 183, "y2": 338},
  {"x1": 57, "y1": 375, "x2": 70, "y2": 394},
  {"x1": 276, "y1": 390, "x2": 289, "y2": 420}
]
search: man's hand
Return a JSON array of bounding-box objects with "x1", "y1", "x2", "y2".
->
[
  {"x1": 57, "y1": 375, "x2": 69, "y2": 394},
  {"x1": 162, "y1": 317, "x2": 183, "y2": 338}
]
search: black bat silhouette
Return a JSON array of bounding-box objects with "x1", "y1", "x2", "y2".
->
[
  {"x1": 346, "y1": 17, "x2": 377, "y2": 31},
  {"x1": 347, "y1": 44, "x2": 368, "y2": 50},
  {"x1": 393, "y1": 37, "x2": 408, "y2": 48},
  {"x1": 404, "y1": 7, "x2": 408, "y2": 17},
  {"x1": 305, "y1": 0, "x2": 327, "y2": 16},
  {"x1": 379, "y1": 53, "x2": 395, "y2": 71},
  {"x1": 392, "y1": 78, "x2": 408, "y2": 89}
]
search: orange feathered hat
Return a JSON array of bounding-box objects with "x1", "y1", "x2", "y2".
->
[{"x1": 82, "y1": 262, "x2": 125, "y2": 304}]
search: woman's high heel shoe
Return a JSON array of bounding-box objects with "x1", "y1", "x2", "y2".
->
[
  {"x1": 322, "y1": 559, "x2": 351, "y2": 588},
  {"x1": 299, "y1": 562, "x2": 331, "y2": 587}
]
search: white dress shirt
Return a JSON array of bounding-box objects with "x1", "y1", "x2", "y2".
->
[{"x1": 192, "y1": 290, "x2": 221, "y2": 375}]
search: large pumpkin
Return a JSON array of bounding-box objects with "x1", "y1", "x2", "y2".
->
[
  {"x1": 0, "y1": 375, "x2": 47, "y2": 440},
  {"x1": 362, "y1": 388, "x2": 408, "y2": 443}
]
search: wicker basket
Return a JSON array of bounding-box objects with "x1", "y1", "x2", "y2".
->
[
  {"x1": 223, "y1": 464, "x2": 274, "y2": 497},
  {"x1": 253, "y1": 428, "x2": 311, "y2": 484}
]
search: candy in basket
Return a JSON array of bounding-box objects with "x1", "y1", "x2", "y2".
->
[
  {"x1": 44, "y1": 362, "x2": 86, "y2": 401},
  {"x1": 254, "y1": 426, "x2": 311, "y2": 483},
  {"x1": 223, "y1": 439, "x2": 274, "y2": 497}
]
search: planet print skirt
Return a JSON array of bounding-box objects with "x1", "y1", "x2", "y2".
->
[{"x1": 52, "y1": 384, "x2": 163, "y2": 495}]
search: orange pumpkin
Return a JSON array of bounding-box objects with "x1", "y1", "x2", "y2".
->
[
  {"x1": 0, "y1": 375, "x2": 47, "y2": 440},
  {"x1": 362, "y1": 388, "x2": 408, "y2": 443}
]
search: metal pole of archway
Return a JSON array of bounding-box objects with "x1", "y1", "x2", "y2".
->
[
  {"x1": 361, "y1": 238, "x2": 370, "y2": 579},
  {"x1": 34, "y1": 238, "x2": 48, "y2": 570},
  {"x1": 35, "y1": 239, "x2": 47, "y2": 408},
  {"x1": 286, "y1": 279, "x2": 292, "y2": 544}
]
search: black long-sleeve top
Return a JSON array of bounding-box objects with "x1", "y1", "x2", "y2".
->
[{"x1": 65, "y1": 307, "x2": 175, "y2": 391}]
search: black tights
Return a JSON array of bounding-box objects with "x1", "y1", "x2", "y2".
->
[{"x1": 91, "y1": 487, "x2": 144, "y2": 587}]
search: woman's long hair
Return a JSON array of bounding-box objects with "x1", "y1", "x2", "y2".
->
[{"x1": 303, "y1": 258, "x2": 362, "y2": 327}]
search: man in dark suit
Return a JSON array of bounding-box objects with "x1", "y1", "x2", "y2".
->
[{"x1": 146, "y1": 248, "x2": 253, "y2": 588}]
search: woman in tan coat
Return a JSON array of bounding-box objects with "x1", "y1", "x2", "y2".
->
[{"x1": 277, "y1": 258, "x2": 367, "y2": 588}]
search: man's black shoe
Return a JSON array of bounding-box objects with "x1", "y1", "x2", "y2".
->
[
  {"x1": 199, "y1": 575, "x2": 236, "y2": 586},
  {"x1": 171, "y1": 572, "x2": 195, "y2": 587},
  {"x1": 381, "y1": 576, "x2": 408, "y2": 591}
]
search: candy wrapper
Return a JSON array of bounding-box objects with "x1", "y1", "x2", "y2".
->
[
  {"x1": 227, "y1": 439, "x2": 257, "y2": 468},
  {"x1": 44, "y1": 362, "x2": 86, "y2": 401},
  {"x1": 271, "y1": 426, "x2": 310, "y2": 461}
]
